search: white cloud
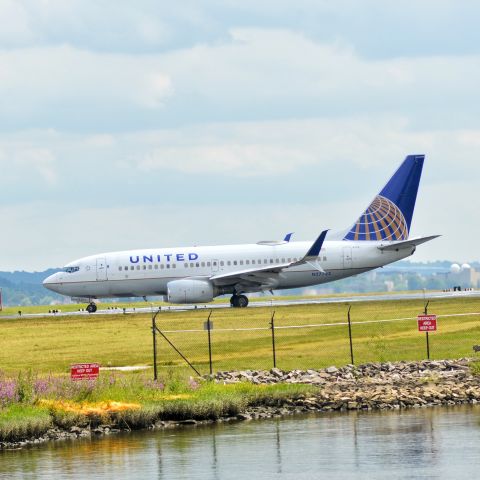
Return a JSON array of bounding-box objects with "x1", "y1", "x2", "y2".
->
[
  {"x1": 139, "y1": 144, "x2": 315, "y2": 176},
  {"x1": 15, "y1": 148, "x2": 57, "y2": 185},
  {"x1": 2, "y1": 28, "x2": 480, "y2": 132},
  {"x1": 0, "y1": 45, "x2": 173, "y2": 127},
  {"x1": 0, "y1": 143, "x2": 57, "y2": 185},
  {"x1": 136, "y1": 72, "x2": 173, "y2": 108},
  {"x1": 0, "y1": 0, "x2": 33, "y2": 46}
]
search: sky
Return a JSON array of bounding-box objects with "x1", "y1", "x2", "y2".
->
[{"x1": 1, "y1": 0, "x2": 480, "y2": 271}]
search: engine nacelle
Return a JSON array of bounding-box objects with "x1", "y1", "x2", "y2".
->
[{"x1": 166, "y1": 279, "x2": 215, "y2": 304}]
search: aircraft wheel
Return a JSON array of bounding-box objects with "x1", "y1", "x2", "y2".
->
[
  {"x1": 86, "y1": 303, "x2": 97, "y2": 313},
  {"x1": 237, "y1": 294, "x2": 249, "y2": 308},
  {"x1": 230, "y1": 295, "x2": 239, "y2": 307}
]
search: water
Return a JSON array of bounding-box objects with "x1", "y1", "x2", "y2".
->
[{"x1": 1, "y1": 406, "x2": 480, "y2": 479}]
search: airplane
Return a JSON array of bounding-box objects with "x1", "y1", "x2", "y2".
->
[{"x1": 43, "y1": 154, "x2": 439, "y2": 312}]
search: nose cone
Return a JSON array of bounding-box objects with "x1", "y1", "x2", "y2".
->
[{"x1": 43, "y1": 272, "x2": 63, "y2": 293}]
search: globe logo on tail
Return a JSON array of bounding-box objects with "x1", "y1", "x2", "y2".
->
[{"x1": 344, "y1": 195, "x2": 409, "y2": 241}]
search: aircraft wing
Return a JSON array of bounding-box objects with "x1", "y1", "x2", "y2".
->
[
  {"x1": 378, "y1": 235, "x2": 440, "y2": 252},
  {"x1": 209, "y1": 230, "x2": 329, "y2": 291}
]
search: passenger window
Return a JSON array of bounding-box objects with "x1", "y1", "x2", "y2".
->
[
  {"x1": 130, "y1": 266, "x2": 134, "y2": 270},
  {"x1": 252, "y1": 260, "x2": 255, "y2": 265},
  {"x1": 270, "y1": 259, "x2": 274, "y2": 264},
  {"x1": 264, "y1": 259, "x2": 267, "y2": 264},
  {"x1": 246, "y1": 260, "x2": 250, "y2": 265},
  {"x1": 220, "y1": 261, "x2": 224, "y2": 266},
  {"x1": 275, "y1": 259, "x2": 280, "y2": 263},
  {"x1": 201, "y1": 262, "x2": 205, "y2": 267},
  {"x1": 207, "y1": 262, "x2": 211, "y2": 267},
  {"x1": 281, "y1": 258, "x2": 285, "y2": 263},
  {"x1": 323, "y1": 256, "x2": 327, "y2": 261},
  {"x1": 227, "y1": 261, "x2": 231, "y2": 266},
  {"x1": 166, "y1": 264, "x2": 170, "y2": 269},
  {"x1": 136, "y1": 265, "x2": 140, "y2": 270},
  {"x1": 288, "y1": 258, "x2": 291, "y2": 262},
  {"x1": 172, "y1": 264, "x2": 176, "y2": 269},
  {"x1": 240, "y1": 260, "x2": 243, "y2": 265},
  {"x1": 154, "y1": 264, "x2": 158, "y2": 269},
  {"x1": 161, "y1": 264, "x2": 165, "y2": 269},
  {"x1": 119, "y1": 266, "x2": 122, "y2": 271},
  {"x1": 232, "y1": 260, "x2": 236, "y2": 265},
  {"x1": 196, "y1": 262, "x2": 200, "y2": 267},
  {"x1": 184, "y1": 263, "x2": 188, "y2": 268},
  {"x1": 143, "y1": 265, "x2": 147, "y2": 270},
  {"x1": 148, "y1": 265, "x2": 152, "y2": 270}
]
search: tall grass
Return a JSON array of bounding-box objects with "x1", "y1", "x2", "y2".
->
[
  {"x1": 0, "y1": 405, "x2": 52, "y2": 442},
  {"x1": 0, "y1": 370, "x2": 313, "y2": 442}
]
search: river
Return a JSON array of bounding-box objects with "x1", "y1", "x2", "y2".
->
[{"x1": 1, "y1": 406, "x2": 480, "y2": 479}]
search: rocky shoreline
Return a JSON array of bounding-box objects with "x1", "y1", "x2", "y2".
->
[{"x1": 2, "y1": 359, "x2": 480, "y2": 450}]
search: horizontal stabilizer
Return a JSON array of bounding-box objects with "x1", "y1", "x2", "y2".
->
[{"x1": 378, "y1": 235, "x2": 440, "y2": 252}]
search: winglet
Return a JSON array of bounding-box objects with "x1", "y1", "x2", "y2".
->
[
  {"x1": 283, "y1": 232, "x2": 294, "y2": 242},
  {"x1": 305, "y1": 230, "x2": 329, "y2": 258}
]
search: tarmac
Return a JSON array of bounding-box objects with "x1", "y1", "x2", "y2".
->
[{"x1": 1, "y1": 289, "x2": 479, "y2": 319}]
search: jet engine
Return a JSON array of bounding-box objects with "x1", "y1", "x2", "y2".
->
[{"x1": 166, "y1": 279, "x2": 215, "y2": 304}]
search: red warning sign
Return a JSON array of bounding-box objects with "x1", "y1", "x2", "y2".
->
[
  {"x1": 417, "y1": 315, "x2": 437, "y2": 332},
  {"x1": 71, "y1": 363, "x2": 100, "y2": 381}
]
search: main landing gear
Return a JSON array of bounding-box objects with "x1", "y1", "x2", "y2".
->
[
  {"x1": 230, "y1": 294, "x2": 249, "y2": 308},
  {"x1": 86, "y1": 302, "x2": 97, "y2": 313}
]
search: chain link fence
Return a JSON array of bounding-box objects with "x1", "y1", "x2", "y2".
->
[{"x1": 150, "y1": 299, "x2": 480, "y2": 375}]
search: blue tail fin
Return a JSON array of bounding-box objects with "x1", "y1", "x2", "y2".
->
[{"x1": 343, "y1": 154, "x2": 424, "y2": 241}]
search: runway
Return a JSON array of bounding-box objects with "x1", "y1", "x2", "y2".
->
[{"x1": 1, "y1": 289, "x2": 479, "y2": 320}]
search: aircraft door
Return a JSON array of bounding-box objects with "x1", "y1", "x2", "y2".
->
[
  {"x1": 342, "y1": 247, "x2": 353, "y2": 269},
  {"x1": 96, "y1": 257, "x2": 108, "y2": 281}
]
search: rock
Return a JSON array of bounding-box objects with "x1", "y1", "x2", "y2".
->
[
  {"x1": 325, "y1": 366, "x2": 338, "y2": 374},
  {"x1": 179, "y1": 419, "x2": 197, "y2": 425},
  {"x1": 270, "y1": 368, "x2": 284, "y2": 378},
  {"x1": 237, "y1": 413, "x2": 252, "y2": 421}
]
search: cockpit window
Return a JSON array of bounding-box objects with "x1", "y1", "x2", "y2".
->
[{"x1": 64, "y1": 266, "x2": 80, "y2": 273}]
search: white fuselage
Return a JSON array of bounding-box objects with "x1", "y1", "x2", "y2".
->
[{"x1": 43, "y1": 240, "x2": 415, "y2": 300}]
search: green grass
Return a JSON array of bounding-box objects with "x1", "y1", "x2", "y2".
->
[
  {"x1": 0, "y1": 405, "x2": 52, "y2": 442},
  {"x1": 0, "y1": 297, "x2": 479, "y2": 374}
]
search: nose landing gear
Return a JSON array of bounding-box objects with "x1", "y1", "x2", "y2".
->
[
  {"x1": 230, "y1": 294, "x2": 249, "y2": 308},
  {"x1": 86, "y1": 302, "x2": 97, "y2": 313}
]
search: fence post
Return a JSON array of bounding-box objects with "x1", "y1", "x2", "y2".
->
[
  {"x1": 152, "y1": 308, "x2": 160, "y2": 381},
  {"x1": 270, "y1": 310, "x2": 277, "y2": 368},
  {"x1": 424, "y1": 301, "x2": 430, "y2": 360},
  {"x1": 206, "y1": 310, "x2": 213, "y2": 376},
  {"x1": 347, "y1": 305, "x2": 354, "y2": 365}
]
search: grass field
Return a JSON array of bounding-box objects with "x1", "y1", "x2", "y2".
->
[
  {"x1": 1, "y1": 295, "x2": 480, "y2": 442},
  {"x1": 0, "y1": 296, "x2": 479, "y2": 375}
]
